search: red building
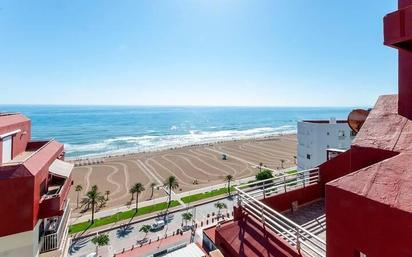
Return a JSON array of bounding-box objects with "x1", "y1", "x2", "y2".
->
[
  {"x1": 203, "y1": 1, "x2": 412, "y2": 257},
  {"x1": 0, "y1": 113, "x2": 73, "y2": 257}
]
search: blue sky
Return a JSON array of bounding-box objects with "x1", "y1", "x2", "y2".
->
[{"x1": 0, "y1": 1, "x2": 398, "y2": 107}]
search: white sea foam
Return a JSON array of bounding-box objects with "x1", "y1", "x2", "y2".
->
[{"x1": 65, "y1": 126, "x2": 296, "y2": 158}]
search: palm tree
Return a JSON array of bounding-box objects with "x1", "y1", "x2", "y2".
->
[
  {"x1": 86, "y1": 185, "x2": 102, "y2": 223},
  {"x1": 130, "y1": 183, "x2": 145, "y2": 213},
  {"x1": 225, "y1": 175, "x2": 234, "y2": 196},
  {"x1": 214, "y1": 202, "x2": 227, "y2": 217},
  {"x1": 105, "y1": 190, "x2": 110, "y2": 201},
  {"x1": 149, "y1": 182, "x2": 156, "y2": 200},
  {"x1": 129, "y1": 187, "x2": 135, "y2": 201},
  {"x1": 91, "y1": 233, "x2": 110, "y2": 257},
  {"x1": 75, "y1": 185, "x2": 83, "y2": 209},
  {"x1": 182, "y1": 212, "x2": 193, "y2": 228},
  {"x1": 164, "y1": 176, "x2": 179, "y2": 206},
  {"x1": 139, "y1": 224, "x2": 151, "y2": 241}
]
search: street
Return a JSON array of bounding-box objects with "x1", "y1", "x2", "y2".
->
[{"x1": 68, "y1": 197, "x2": 235, "y2": 257}]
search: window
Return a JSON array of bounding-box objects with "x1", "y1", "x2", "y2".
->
[
  {"x1": 351, "y1": 131, "x2": 357, "y2": 137},
  {"x1": 306, "y1": 154, "x2": 311, "y2": 160},
  {"x1": 1, "y1": 136, "x2": 12, "y2": 163},
  {"x1": 326, "y1": 132, "x2": 330, "y2": 136}
]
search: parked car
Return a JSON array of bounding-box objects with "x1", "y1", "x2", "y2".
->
[{"x1": 150, "y1": 219, "x2": 166, "y2": 231}]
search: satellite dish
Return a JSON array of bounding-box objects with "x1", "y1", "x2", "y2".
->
[{"x1": 347, "y1": 109, "x2": 369, "y2": 133}]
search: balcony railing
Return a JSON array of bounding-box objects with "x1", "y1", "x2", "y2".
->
[
  {"x1": 39, "y1": 176, "x2": 71, "y2": 219},
  {"x1": 235, "y1": 168, "x2": 326, "y2": 257},
  {"x1": 40, "y1": 201, "x2": 71, "y2": 253}
]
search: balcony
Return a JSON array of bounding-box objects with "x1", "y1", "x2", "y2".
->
[
  {"x1": 40, "y1": 201, "x2": 71, "y2": 254},
  {"x1": 232, "y1": 169, "x2": 326, "y2": 257},
  {"x1": 384, "y1": 5, "x2": 412, "y2": 51},
  {"x1": 39, "y1": 174, "x2": 72, "y2": 219}
]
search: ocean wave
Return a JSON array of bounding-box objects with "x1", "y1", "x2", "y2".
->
[{"x1": 65, "y1": 126, "x2": 296, "y2": 158}]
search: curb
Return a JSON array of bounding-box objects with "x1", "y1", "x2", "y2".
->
[{"x1": 71, "y1": 194, "x2": 236, "y2": 241}]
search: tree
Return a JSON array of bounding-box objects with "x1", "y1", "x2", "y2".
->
[
  {"x1": 130, "y1": 183, "x2": 145, "y2": 213},
  {"x1": 293, "y1": 155, "x2": 297, "y2": 165},
  {"x1": 139, "y1": 224, "x2": 151, "y2": 241},
  {"x1": 164, "y1": 176, "x2": 179, "y2": 206},
  {"x1": 225, "y1": 175, "x2": 234, "y2": 196},
  {"x1": 259, "y1": 162, "x2": 263, "y2": 172},
  {"x1": 86, "y1": 185, "x2": 103, "y2": 223},
  {"x1": 105, "y1": 190, "x2": 110, "y2": 201},
  {"x1": 256, "y1": 169, "x2": 273, "y2": 181},
  {"x1": 182, "y1": 212, "x2": 193, "y2": 228},
  {"x1": 214, "y1": 202, "x2": 227, "y2": 217},
  {"x1": 91, "y1": 233, "x2": 109, "y2": 257},
  {"x1": 75, "y1": 185, "x2": 83, "y2": 209},
  {"x1": 129, "y1": 187, "x2": 135, "y2": 201},
  {"x1": 149, "y1": 182, "x2": 157, "y2": 200}
]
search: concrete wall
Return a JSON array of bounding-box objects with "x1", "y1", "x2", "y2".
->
[
  {"x1": 0, "y1": 220, "x2": 41, "y2": 257},
  {"x1": 0, "y1": 176, "x2": 35, "y2": 237},
  {"x1": 297, "y1": 120, "x2": 353, "y2": 170},
  {"x1": 326, "y1": 185, "x2": 412, "y2": 257},
  {"x1": 0, "y1": 117, "x2": 31, "y2": 164},
  {"x1": 261, "y1": 184, "x2": 322, "y2": 212}
]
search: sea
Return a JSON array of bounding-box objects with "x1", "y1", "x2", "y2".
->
[{"x1": 0, "y1": 105, "x2": 356, "y2": 158}]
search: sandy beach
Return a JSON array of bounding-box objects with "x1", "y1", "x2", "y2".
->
[{"x1": 68, "y1": 134, "x2": 297, "y2": 212}]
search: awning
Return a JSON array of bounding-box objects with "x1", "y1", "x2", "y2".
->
[
  {"x1": 165, "y1": 243, "x2": 206, "y2": 257},
  {"x1": 49, "y1": 159, "x2": 74, "y2": 178}
]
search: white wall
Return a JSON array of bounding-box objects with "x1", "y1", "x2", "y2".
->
[
  {"x1": 0, "y1": 220, "x2": 41, "y2": 257},
  {"x1": 297, "y1": 120, "x2": 354, "y2": 170}
]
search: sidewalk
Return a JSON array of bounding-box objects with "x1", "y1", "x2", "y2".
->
[
  {"x1": 69, "y1": 166, "x2": 296, "y2": 225},
  {"x1": 114, "y1": 231, "x2": 192, "y2": 257},
  {"x1": 70, "y1": 193, "x2": 235, "y2": 239}
]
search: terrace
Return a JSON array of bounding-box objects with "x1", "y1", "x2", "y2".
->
[
  {"x1": 40, "y1": 201, "x2": 71, "y2": 254},
  {"x1": 1, "y1": 140, "x2": 51, "y2": 165},
  {"x1": 39, "y1": 160, "x2": 73, "y2": 218},
  {"x1": 209, "y1": 168, "x2": 326, "y2": 257}
]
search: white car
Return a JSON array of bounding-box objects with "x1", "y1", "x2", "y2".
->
[{"x1": 150, "y1": 219, "x2": 166, "y2": 231}]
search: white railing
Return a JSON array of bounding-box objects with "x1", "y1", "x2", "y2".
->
[
  {"x1": 40, "y1": 201, "x2": 71, "y2": 253},
  {"x1": 234, "y1": 168, "x2": 326, "y2": 257}
]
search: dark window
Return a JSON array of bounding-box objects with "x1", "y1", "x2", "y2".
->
[
  {"x1": 306, "y1": 154, "x2": 311, "y2": 159},
  {"x1": 40, "y1": 179, "x2": 47, "y2": 197}
]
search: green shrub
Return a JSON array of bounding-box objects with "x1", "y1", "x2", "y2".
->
[
  {"x1": 256, "y1": 169, "x2": 273, "y2": 181},
  {"x1": 69, "y1": 200, "x2": 180, "y2": 234}
]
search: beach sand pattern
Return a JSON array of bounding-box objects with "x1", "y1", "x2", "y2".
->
[{"x1": 68, "y1": 134, "x2": 297, "y2": 213}]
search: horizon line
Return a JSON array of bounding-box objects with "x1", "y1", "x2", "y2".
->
[{"x1": 0, "y1": 103, "x2": 370, "y2": 109}]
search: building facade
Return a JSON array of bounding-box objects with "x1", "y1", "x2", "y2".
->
[
  {"x1": 297, "y1": 119, "x2": 354, "y2": 170},
  {"x1": 202, "y1": 1, "x2": 412, "y2": 257},
  {"x1": 0, "y1": 113, "x2": 73, "y2": 257}
]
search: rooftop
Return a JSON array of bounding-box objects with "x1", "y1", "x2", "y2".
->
[{"x1": 0, "y1": 113, "x2": 29, "y2": 128}]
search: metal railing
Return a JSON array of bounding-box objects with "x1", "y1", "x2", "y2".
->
[
  {"x1": 234, "y1": 168, "x2": 326, "y2": 257},
  {"x1": 40, "y1": 201, "x2": 70, "y2": 253}
]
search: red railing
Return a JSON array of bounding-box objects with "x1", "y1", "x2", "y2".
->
[{"x1": 39, "y1": 177, "x2": 71, "y2": 219}]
